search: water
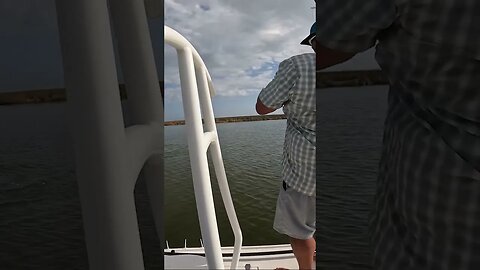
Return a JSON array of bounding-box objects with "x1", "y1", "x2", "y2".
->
[
  {"x1": 0, "y1": 85, "x2": 388, "y2": 269},
  {"x1": 164, "y1": 120, "x2": 288, "y2": 248},
  {"x1": 0, "y1": 104, "x2": 88, "y2": 269},
  {"x1": 317, "y1": 86, "x2": 388, "y2": 269},
  {"x1": 0, "y1": 103, "x2": 288, "y2": 269}
]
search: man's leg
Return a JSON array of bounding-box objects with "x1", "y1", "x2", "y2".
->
[
  {"x1": 290, "y1": 237, "x2": 316, "y2": 269},
  {"x1": 273, "y1": 181, "x2": 316, "y2": 269}
]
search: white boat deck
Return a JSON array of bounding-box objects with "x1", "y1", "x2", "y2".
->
[{"x1": 165, "y1": 244, "x2": 300, "y2": 269}]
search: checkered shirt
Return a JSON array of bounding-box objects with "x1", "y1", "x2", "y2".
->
[
  {"x1": 317, "y1": 0, "x2": 480, "y2": 269},
  {"x1": 258, "y1": 53, "x2": 316, "y2": 196}
]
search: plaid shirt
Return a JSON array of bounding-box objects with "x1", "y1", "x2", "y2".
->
[
  {"x1": 317, "y1": 0, "x2": 480, "y2": 269},
  {"x1": 258, "y1": 53, "x2": 316, "y2": 196}
]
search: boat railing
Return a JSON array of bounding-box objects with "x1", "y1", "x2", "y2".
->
[
  {"x1": 55, "y1": 0, "x2": 164, "y2": 269},
  {"x1": 165, "y1": 26, "x2": 243, "y2": 270}
]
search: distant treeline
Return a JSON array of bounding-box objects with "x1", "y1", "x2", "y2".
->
[
  {"x1": 0, "y1": 70, "x2": 389, "y2": 105},
  {"x1": 165, "y1": 114, "x2": 287, "y2": 126}
]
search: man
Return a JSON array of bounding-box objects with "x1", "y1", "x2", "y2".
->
[
  {"x1": 255, "y1": 24, "x2": 317, "y2": 270},
  {"x1": 315, "y1": 1, "x2": 480, "y2": 269}
]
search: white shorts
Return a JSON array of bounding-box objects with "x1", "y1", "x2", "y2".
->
[{"x1": 273, "y1": 181, "x2": 316, "y2": 240}]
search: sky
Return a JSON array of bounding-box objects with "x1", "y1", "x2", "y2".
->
[{"x1": 164, "y1": 0, "x2": 316, "y2": 120}]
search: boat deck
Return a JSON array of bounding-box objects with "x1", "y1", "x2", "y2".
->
[{"x1": 164, "y1": 244, "x2": 301, "y2": 269}]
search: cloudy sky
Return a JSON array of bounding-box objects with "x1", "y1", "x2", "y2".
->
[{"x1": 164, "y1": 0, "x2": 314, "y2": 120}]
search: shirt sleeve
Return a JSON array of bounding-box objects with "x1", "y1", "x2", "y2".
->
[
  {"x1": 316, "y1": 0, "x2": 397, "y2": 52},
  {"x1": 258, "y1": 58, "x2": 299, "y2": 110}
]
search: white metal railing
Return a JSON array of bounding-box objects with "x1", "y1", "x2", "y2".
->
[{"x1": 165, "y1": 26, "x2": 243, "y2": 270}]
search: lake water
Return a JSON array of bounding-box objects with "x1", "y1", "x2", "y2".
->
[
  {"x1": 164, "y1": 120, "x2": 288, "y2": 248},
  {"x1": 0, "y1": 85, "x2": 388, "y2": 269},
  {"x1": 317, "y1": 86, "x2": 388, "y2": 269},
  {"x1": 0, "y1": 104, "x2": 288, "y2": 269}
]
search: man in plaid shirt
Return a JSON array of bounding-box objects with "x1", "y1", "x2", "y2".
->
[
  {"x1": 315, "y1": 0, "x2": 480, "y2": 269},
  {"x1": 256, "y1": 24, "x2": 316, "y2": 269}
]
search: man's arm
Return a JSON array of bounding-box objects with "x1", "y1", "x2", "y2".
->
[
  {"x1": 256, "y1": 98, "x2": 276, "y2": 115},
  {"x1": 313, "y1": 40, "x2": 356, "y2": 71},
  {"x1": 314, "y1": 1, "x2": 396, "y2": 70},
  {"x1": 256, "y1": 58, "x2": 298, "y2": 115}
]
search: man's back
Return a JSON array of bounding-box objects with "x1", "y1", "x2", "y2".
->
[
  {"x1": 315, "y1": 0, "x2": 480, "y2": 269},
  {"x1": 376, "y1": 0, "x2": 480, "y2": 125},
  {"x1": 316, "y1": 0, "x2": 480, "y2": 120},
  {"x1": 258, "y1": 53, "x2": 316, "y2": 196},
  {"x1": 280, "y1": 53, "x2": 316, "y2": 145}
]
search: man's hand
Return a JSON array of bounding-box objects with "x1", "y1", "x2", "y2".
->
[{"x1": 256, "y1": 98, "x2": 276, "y2": 115}]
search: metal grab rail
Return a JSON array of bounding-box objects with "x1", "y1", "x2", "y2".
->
[{"x1": 165, "y1": 26, "x2": 243, "y2": 270}]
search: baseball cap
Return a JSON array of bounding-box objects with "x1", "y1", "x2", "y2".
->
[{"x1": 300, "y1": 22, "x2": 317, "y2": 45}]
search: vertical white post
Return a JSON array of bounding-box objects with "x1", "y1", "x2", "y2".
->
[
  {"x1": 197, "y1": 68, "x2": 243, "y2": 270},
  {"x1": 177, "y1": 47, "x2": 224, "y2": 269},
  {"x1": 110, "y1": 0, "x2": 163, "y2": 124},
  {"x1": 108, "y1": 0, "x2": 165, "y2": 249},
  {"x1": 196, "y1": 68, "x2": 216, "y2": 132},
  {"x1": 55, "y1": 0, "x2": 144, "y2": 269}
]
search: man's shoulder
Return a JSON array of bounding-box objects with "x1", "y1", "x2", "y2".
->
[
  {"x1": 283, "y1": 53, "x2": 315, "y2": 69},
  {"x1": 286, "y1": 53, "x2": 315, "y2": 63}
]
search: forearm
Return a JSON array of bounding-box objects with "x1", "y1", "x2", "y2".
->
[
  {"x1": 315, "y1": 43, "x2": 356, "y2": 71},
  {"x1": 256, "y1": 97, "x2": 276, "y2": 115},
  {"x1": 314, "y1": 1, "x2": 396, "y2": 70}
]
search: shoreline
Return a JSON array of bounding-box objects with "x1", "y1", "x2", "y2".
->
[
  {"x1": 165, "y1": 114, "x2": 286, "y2": 126},
  {"x1": 0, "y1": 70, "x2": 388, "y2": 105}
]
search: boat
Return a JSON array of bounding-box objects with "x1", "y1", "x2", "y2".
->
[{"x1": 165, "y1": 243, "x2": 297, "y2": 269}]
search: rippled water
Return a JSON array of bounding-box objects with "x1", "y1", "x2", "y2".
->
[
  {"x1": 0, "y1": 103, "x2": 289, "y2": 269},
  {"x1": 164, "y1": 120, "x2": 288, "y2": 248},
  {"x1": 317, "y1": 86, "x2": 388, "y2": 269},
  {"x1": 0, "y1": 85, "x2": 388, "y2": 269},
  {"x1": 0, "y1": 104, "x2": 87, "y2": 269}
]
